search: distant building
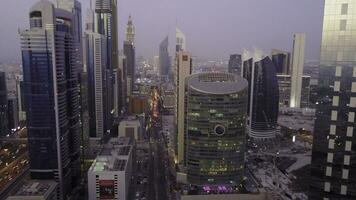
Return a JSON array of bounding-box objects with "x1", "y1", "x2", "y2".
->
[
  {"x1": 0, "y1": 71, "x2": 8, "y2": 137},
  {"x1": 7, "y1": 180, "x2": 57, "y2": 200},
  {"x1": 7, "y1": 97, "x2": 19, "y2": 131},
  {"x1": 277, "y1": 75, "x2": 311, "y2": 108},
  {"x1": 84, "y1": 31, "x2": 108, "y2": 138},
  {"x1": 128, "y1": 95, "x2": 149, "y2": 114},
  {"x1": 88, "y1": 137, "x2": 133, "y2": 200},
  {"x1": 19, "y1": 1, "x2": 82, "y2": 198},
  {"x1": 309, "y1": 1, "x2": 356, "y2": 199},
  {"x1": 185, "y1": 73, "x2": 248, "y2": 185},
  {"x1": 176, "y1": 28, "x2": 186, "y2": 52},
  {"x1": 228, "y1": 54, "x2": 242, "y2": 76},
  {"x1": 243, "y1": 54, "x2": 279, "y2": 139},
  {"x1": 175, "y1": 51, "x2": 192, "y2": 165},
  {"x1": 159, "y1": 36, "x2": 170, "y2": 77},
  {"x1": 271, "y1": 49, "x2": 291, "y2": 75},
  {"x1": 15, "y1": 75, "x2": 26, "y2": 123},
  {"x1": 290, "y1": 33, "x2": 306, "y2": 108},
  {"x1": 118, "y1": 117, "x2": 142, "y2": 140}
]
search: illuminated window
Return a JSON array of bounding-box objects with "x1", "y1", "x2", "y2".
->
[
  {"x1": 331, "y1": 110, "x2": 338, "y2": 121},
  {"x1": 342, "y1": 169, "x2": 349, "y2": 179},
  {"x1": 327, "y1": 153, "x2": 333, "y2": 163},
  {"x1": 335, "y1": 66, "x2": 342, "y2": 77},
  {"x1": 345, "y1": 141, "x2": 352, "y2": 151},
  {"x1": 325, "y1": 166, "x2": 332, "y2": 176},
  {"x1": 344, "y1": 155, "x2": 350, "y2": 166},
  {"x1": 324, "y1": 182, "x2": 330, "y2": 192},
  {"x1": 334, "y1": 81, "x2": 340, "y2": 92},
  {"x1": 328, "y1": 139, "x2": 335, "y2": 149},
  {"x1": 341, "y1": 185, "x2": 347, "y2": 195},
  {"x1": 347, "y1": 127, "x2": 353, "y2": 137},
  {"x1": 330, "y1": 125, "x2": 336, "y2": 135},
  {"x1": 332, "y1": 96, "x2": 339, "y2": 106}
]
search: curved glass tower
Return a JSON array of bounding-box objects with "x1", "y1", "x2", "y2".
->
[{"x1": 185, "y1": 73, "x2": 248, "y2": 185}]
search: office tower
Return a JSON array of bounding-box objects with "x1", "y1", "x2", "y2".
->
[
  {"x1": 84, "y1": 31, "x2": 108, "y2": 138},
  {"x1": 0, "y1": 71, "x2": 8, "y2": 137},
  {"x1": 228, "y1": 54, "x2": 242, "y2": 76},
  {"x1": 95, "y1": 0, "x2": 118, "y2": 131},
  {"x1": 15, "y1": 75, "x2": 26, "y2": 123},
  {"x1": 277, "y1": 75, "x2": 311, "y2": 108},
  {"x1": 176, "y1": 28, "x2": 186, "y2": 52},
  {"x1": 124, "y1": 16, "x2": 135, "y2": 96},
  {"x1": 159, "y1": 36, "x2": 170, "y2": 77},
  {"x1": 19, "y1": 1, "x2": 81, "y2": 198},
  {"x1": 7, "y1": 97, "x2": 19, "y2": 131},
  {"x1": 271, "y1": 49, "x2": 291, "y2": 75},
  {"x1": 185, "y1": 73, "x2": 248, "y2": 185},
  {"x1": 290, "y1": 33, "x2": 306, "y2": 108},
  {"x1": 175, "y1": 51, "x2": 192, "y2": 165},
  {"x1": 309, "y1": 1, "x2": 356, "y2": 199},
  {"x1": 119, "y1": 54, "x2": 128, "y2": 111},
  {"x1": 79, "y1": 72, "x2": 90, "y2": 162},
  {"x1": 113, "y1": 68, "x2": 122, "y2": 118},
  {"x1": 243, "y1": 52, "x2": 279, "y2": 139}
]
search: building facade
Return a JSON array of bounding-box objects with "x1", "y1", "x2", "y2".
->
[
  {"x1": 309, "y1": 1, "x2": 356, "y2": 199},
  {"x1": 243, "y1": 56, "x2": 279, "y2": 139},
  {"x1": 271, "y1": 49, "x2": 291, "y2": 75},
  {"x1": 290, "y1": 33, "x2": 306, "y2": 108},
  {"x1": 277, "y1": 75, "x2": 311, "y2": 108},
  {"x1": 0, "y1": 71, "x2": 8, "y2": 137},
  {"x1": 159, "y1": 36, "x2": 170, "y2": 77},
  {"x1": 228, "y1": 54, "x2": 242, "y2": 76},
  {"x1": 175, "y1": 51, "x2": 192, "y2": 165},
  {"x1": 185, "y1": 73, "x2": 248, "y2": 185},
  {"x1": 19, "y1": 1, "x2": 82, "y2": 198}
]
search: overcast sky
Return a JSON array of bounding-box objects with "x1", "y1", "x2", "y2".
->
[{"x1": 0, "y1": 0, "x2": 324, "y2": 62}]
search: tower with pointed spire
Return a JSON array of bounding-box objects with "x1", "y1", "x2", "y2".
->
[{"x1": 126, "y1": 15, "x2": 135, "y2": 45}]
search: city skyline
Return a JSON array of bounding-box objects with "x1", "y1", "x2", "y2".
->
[{"x1": 0, "y1": 0, "x2": 323, "y2": 62}]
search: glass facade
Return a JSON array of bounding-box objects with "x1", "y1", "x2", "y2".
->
[
  {"x1": 186, "y1": 73, "x2": 248, "y2": 185},
  {"x1": 228, "y1": 54, "x2": 242, "y2": 76},
  {"x1": 310, "y1": 1, "x2": 356, "y2": 199},
  {"x1": 0, "y1": 71, "x2": 8, "y2": 137},
  {"x1": 243, "y1": 57, "x2": 279, "y2": 139}
]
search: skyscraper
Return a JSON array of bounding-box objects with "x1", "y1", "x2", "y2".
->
[
  {"x1": 185, "y1": 72, "x2": 248, "y2": 185},
  {"x1": 243, "y1": 52, "x2": 279, "y2": 139},
  {"x1": 7, "y1": 97, "x2": 19, "y2": 131},
  {"x1": 228, "y1": 54, "x2": 242, "y2": 76},
  {"x1": 126, "y1": 15, "x2": 135, "y2": 45},
  {"x1": 176, "y1": 28, "x2": 186, "y2": 52},
  {"x1": 85, "y1": 31, "x2": 108, "y2": 138},
  {"x1": 0, "y1": 71, "x2": 8, "y2": 137},
  {"x1": 19, "y1": 1, "x2": 82, "y2": 198},
  {"x1": 15, "y1": 75, "x2": 26, "y2": 123},
  {"x1": 271, "y1": 49, "x2": 291, "y2": 75},
  {"x1": 159, "y1": 36, "x2": 170, "y2": 77},
  {"x1": 175, "y1": 51, "x2": 192, "y2": 165},
  {"x1": 95, "y1": 0, "x2": 118, "y2": 131},
  {"x1": 290, "y1": 33, "x2": 306, "y2": 108},
  {"x1": 309, "y1": 1, "x2": 356, "y2": 199}
]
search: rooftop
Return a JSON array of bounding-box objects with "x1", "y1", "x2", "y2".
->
[
  {"x1": 91, "y1": 157, "x2": 127, "y2": 172},
  {"x1": 187, "y1": 73, "x2": 248, "y2": 95},
  {"x1": 10, "y1": 180, "x2": 57, "y2": 198}
]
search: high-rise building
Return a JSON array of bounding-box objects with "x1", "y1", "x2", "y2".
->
[
  {"x1": 124, "y1": 16, "x2": 135, "y2": 96},
  {"x1": 126, "y1": 15, "x2": 135, "y2": 45},
  {"x1": 243, "y1": 53, "x2": 279, "y2": 139},
  {"x1": 185, "y1": 73, "x2": 248, "y2": 185},
  {"x1": 290, "y1": 33, "x2": 306, "y2": 108},
  {"x1": 15, "y1": 75, "x2": 26, "y2": 123},
  {"x1": 277, "y1": 75, "x2": 311, "y2": 108},
  {"x1": 7, "y1": 97, "x2": 19, "y2": 131},
  {"x1": 176, "y1": 28, "x2": 186, "y2": 52},
  {"x1": 19, "y1": 1, "x2": 82, "y2": 198},
  {"x1": 159, "y1": 36, "x2": 170, "y2": 77},
  {"x1": 271, "y1": 49, "x2": 291, "y2": 75},
  {"x1": 0, "y1": 71, "x2": 8, "y2": 137},
  {"x1": 84, "y1": 31, "x2": 108, "y2": 138},
  {"x1": 95, "y1": 0, "x2": 118, "y2": 131},
  {"x1": 228, "y1": 54, "x2": 242, "y2": 76},
  {"x1": 309, "y1": 1, "x2": 356, "y2": 199},
  {"x1": 119, "y1": 54, "x2": 128, "y2": 111},
  {"x1": 174, "y1": 51, "x2": 192, "y2": 165}
]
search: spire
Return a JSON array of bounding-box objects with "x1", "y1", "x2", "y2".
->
[{"x1": 125, "y1": 14, "x2": 135, "y2": 45}]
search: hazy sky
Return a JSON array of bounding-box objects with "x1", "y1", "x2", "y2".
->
[{"x1": 0, "y1": 0, "x2": 324, "y2": 62}]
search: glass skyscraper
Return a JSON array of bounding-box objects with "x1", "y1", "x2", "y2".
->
[
  {"x1": 310, "y1": 1, "x2": 356, "y2": 199},
  {"x1": 185, "y1": 73, "x2": 248, "y2": 185},
  {"x1": 228, "y1": 54, "x2": 242, "y2": 76},
  {"x1": 0, "y1": 71, "x2": 8, "y2": 137},
  {"x1": 19, "y1": 1, "x2": 81, "y2": 198}
]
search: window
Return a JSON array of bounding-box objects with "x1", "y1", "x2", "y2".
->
[
  {"x1": 340, "y1": 20, "x2": 347, "y2": 31},
  {"x1": 324, "y1": 182, "x2": 331, "y2": 192},
  {"x1": 331, "y1": 110, "x2": 338, "y2": 121},
  {"x1": 351, "y1": 97, "x2": 356, "y2": 107},
  {"x1": 348, "y1": 112, "x2": 355, "y2": 122},
  {"x1": 328, "y1": 139, "x2": 335, "y2": 149},
  {"x1": 344, "y1": 155, "x2": 350, "y2": 166},
  {"x1": 341, "y1": 4, "x2": 348, "y2": 15},
  {"x1": 345, "y1": 141, "x2": 352, "y2": 151},
  {"x1": 334, "y1": 81, "x2": 340, "y2": 92},
  {"x1": 347, "y1": 127, "x2": 353, "y2": 137},
  {"x1": 326, "y1": 166, "x2": 332, "y2": 176},
  {"x1": 327, "y1": 153, "x2": 334, "y2": 163},
  {"x1": 342, "y1": 169, "x2": 349, "y2": 179},
  {"x1": 333, "y1": 96, "x2": 339, "y2": 106},
  {"x1": 335, "y1": 66, "x2": 342, "y2": 77},
  {"x1": 353, "y1": 67, "x2": 356, "y2": 77},
  {"x1": 341, "y1": 185, "x2": 347, "y2": 195},
  {"x1": 330, "y1": 125, "x2": 336, "y2": 135}
]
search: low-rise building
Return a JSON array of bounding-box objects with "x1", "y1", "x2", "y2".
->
[
  {"x1": 118, "y1": 116, "x2": 143, "y2": 140},
  {"x1": 7, "y1": 180, "x2": 57, "y2": 200},
  {"x1": 88, "y1": 137, "x2": 133, "y2": 200}
]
